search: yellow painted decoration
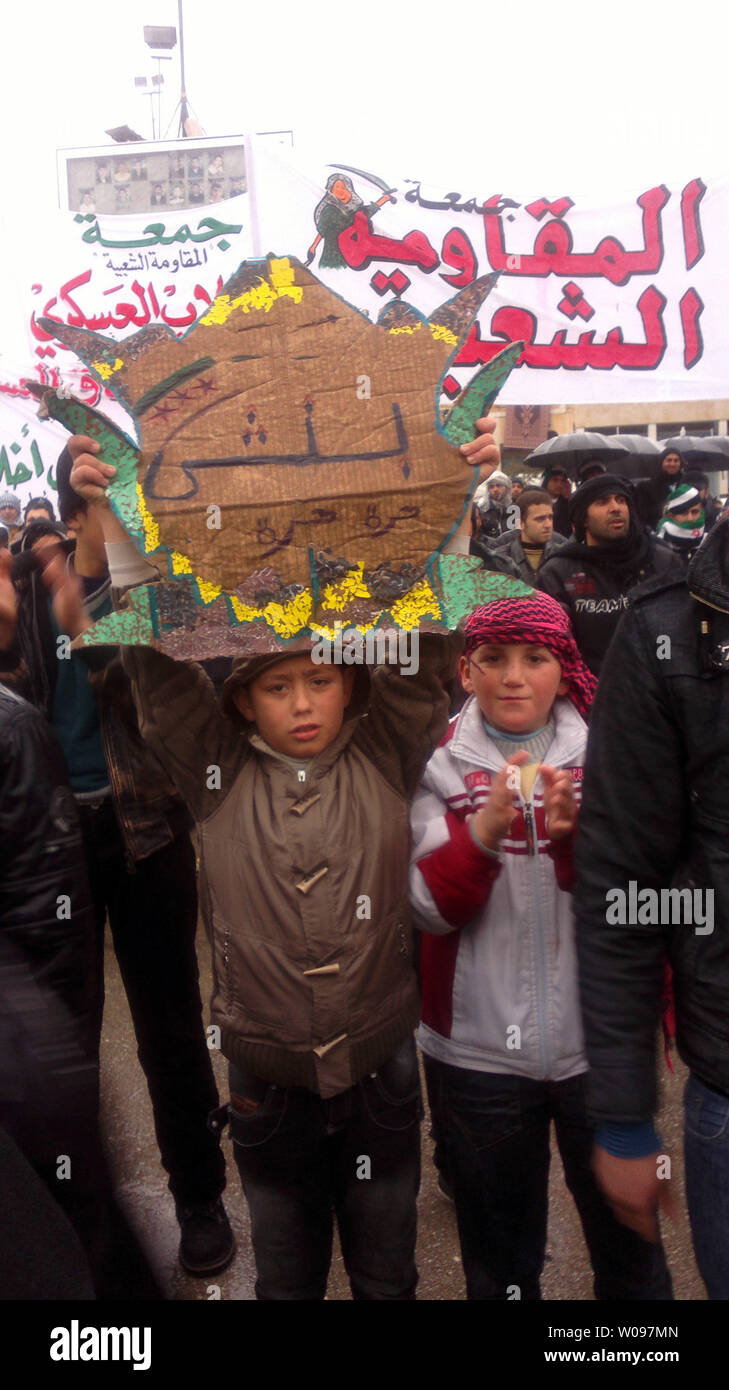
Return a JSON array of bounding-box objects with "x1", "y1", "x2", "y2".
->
[
  {"x1": 229, "y1": 588, "x2": 312, "y2": 637},
  {"x1": 430, "y1": 324, "x2": 458, "y2": 346},
  {"x1": 230, "y1": 596, "x2": 264, "y2": 623},
  {"x1": 388, "y1": 324, "x2": 422, "y2": 336},
  {"x1": 390, "y1": 579, "x2": 441, "y2": 630},
  {"x1": 200, "y1": 257, "x2": 303, "y2": 327},
  {"x1": 321, "y1": 564, "x2": 371, "y2": 608},
  {"x1": 268, "y1": 257, "x2": 304, "y2": 304},
  {"x1": 263, "y1": 590, "x2": 313, "y2": 638},
  {"x1": 136, "y1": 483, "x2": 160, "y2": 552},
  {"x1": 171, "y1": 550, "x2": 193, "y2": 575},
  {"x1": 93, "y1": 357, "x2": 124, "y2": 379},
  {"x1": 196, "y1": 578, "x2": 222, "y2": 605}
]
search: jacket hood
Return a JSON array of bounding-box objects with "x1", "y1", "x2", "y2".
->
[
  {"x1": 687, "y1": 513, "x2": 729, "y2": 611},
  {"x1": 221, "y1": 633, "x2": 372, "y2": 724}
]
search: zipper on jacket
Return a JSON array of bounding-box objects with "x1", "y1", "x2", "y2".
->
[
  {"x1": 522, "y1": 796, "x2": 550, "y2": 1079},
  {"x1": 297, "y1": 768, "x2": 306, "y2": 784}
]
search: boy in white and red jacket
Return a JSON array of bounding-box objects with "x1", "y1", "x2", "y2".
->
[{"x1": 410, "y1": 593, "x2": 673, "y2": 1301}]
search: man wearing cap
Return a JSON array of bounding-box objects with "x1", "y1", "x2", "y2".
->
[
  {"x1": 538, "y1": 474, "x2": 681, "y2": 676},
  {"x1": 656, "y1": 484, "x2": 706, "y2": 567},
  {"x1": 0, "y1": 493, "x2": 23, "y2": 545}
]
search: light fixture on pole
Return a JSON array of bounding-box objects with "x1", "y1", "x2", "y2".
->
[{"x1": 143, "y1": 23, "x2": 177, "y2": 141}]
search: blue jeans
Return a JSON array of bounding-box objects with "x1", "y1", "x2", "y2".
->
[
  {"x1": 229, "y1": 1037, "x2": 422, "y2": 1300},
  {"x1": 684, "y1": 1072, "x2": 729, "y2": 1299},
  {"x1": 425, "y1": 1058, "x2": 673, "y2": 1301}
]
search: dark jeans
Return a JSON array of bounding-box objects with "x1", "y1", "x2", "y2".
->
[
  {"x1": 425, "y1": 1057, "x2": 673, "y2": 1301},
  {"x1": 229, "y1": 1037, "x2": 422, "y2": 1300},
  {"x1": 684, "y1": 1071, "x2": 729, "y2": 1299},
  {"x1": 79, "y1": 798, "x2": 225, "y2": 1207}
]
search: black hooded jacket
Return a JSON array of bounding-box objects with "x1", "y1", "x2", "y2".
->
[
  {"x1": 575, "y1": 516, "x2": 729, "y2": 1121},
  {"x1": 632, "y1": 447, "x2": 685, "y2": 530},
  {"x1": 537, "y1": 528, "x2": 680, "y2": 675}
]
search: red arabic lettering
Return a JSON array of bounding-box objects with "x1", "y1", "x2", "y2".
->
[
  {"x1": 439, "y1": 227, "x2": 476, "y2": 287},
  {"x1": 0, "y1": 380, "x2": 31, "y2": 398},
  {"x1": 680, "y1": 179, "x2": 706, "y2": 270},
  {"x1": 454, "y1": 285, "x2": 667, "y2": 371},
  {"x1": 338, "y1": 210, "x2": 439, "y2": 272},
  {"x1": 680, "y1": 288, "x2": 704, "y2": 369},
  {"x1": 31, "y1": 270, "x2": 226, "y2": 357},
  {"x1": 483, "y1": 186, "x2": 669, "y2": 286}
]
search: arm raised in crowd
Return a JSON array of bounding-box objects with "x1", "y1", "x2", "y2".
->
[{"x1": 67, "y1": 438, "x2": 247, "y2": 821}]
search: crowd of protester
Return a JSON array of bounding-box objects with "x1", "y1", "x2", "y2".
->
[{"x1": 1, "y1": 428, "x2": 728, "y2": 1302}]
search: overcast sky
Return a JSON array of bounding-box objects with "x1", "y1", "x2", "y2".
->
[{"x1": 1, "y1": 0, "x2": 726, "y2": 213}]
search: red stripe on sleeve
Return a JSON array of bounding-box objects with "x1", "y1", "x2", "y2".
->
[{"x1": 417, "y1": 812, "x2": 501, "y2": 929}]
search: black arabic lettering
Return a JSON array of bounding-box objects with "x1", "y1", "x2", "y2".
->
[{"x1": 143, "y1": 402, "x2": 410, "y2": 502}]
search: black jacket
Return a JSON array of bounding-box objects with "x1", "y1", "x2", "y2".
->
[
  {"x1": 0, "y1": 685, "x2": 97, "y2": 1118},
  {"x1": 472, "y1": 502, "x2": 511, "y2": 541},
  {"x1": 574, "y1": 516, "x2": 729, "y2": 1122},
  {"x1": 471, "y1": 529, "x2": 569, "y2": 586},
  {"x1": 0, "y1": 555, "x2": 190, "y2": 862},
  {"x1": 537, "y1": 531, "x2": 680, "y2": 674},
  {"x1": 632, "y1": 469, "x2": 675, "y2": 531}
]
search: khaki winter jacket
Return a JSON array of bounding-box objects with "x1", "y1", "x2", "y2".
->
[{"x1": 122, "y1": 635, "x2": 458, "y2": 1097}]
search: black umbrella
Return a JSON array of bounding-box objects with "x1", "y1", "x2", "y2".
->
[
  {"x1": 524, "y1": 431, "x2": 629, "y2": 480},
  {"x1": 659, "y1": 436, "x2": 729, "y2": 467},
  {"x1": 609, "y1": 434, "x2": 662, "y2": 480}
]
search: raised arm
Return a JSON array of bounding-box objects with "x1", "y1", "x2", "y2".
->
[{"x1": 67, "y1": 437, "x2": 247, "y2": 820}]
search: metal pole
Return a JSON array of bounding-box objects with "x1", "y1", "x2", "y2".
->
[
  {"x1": 178, "y1": 0, "x2": 186, "y2": 93},
  {"x1": 178, "y1": 0, "x2": 189, "y2": 135}
]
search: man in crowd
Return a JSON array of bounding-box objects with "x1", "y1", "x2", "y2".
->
[
  {"x1": 0, "y1": 491, "x2": 23, "y2": 545},
  {"x1": 0, "y1": 595, "x2": 160, "y2": 1297},
  {"x1": 633, "y1": 447, "x2": 684, "y2": 531},
  {"x1": 574, "y1": 513, "x2": 729, "y2": 1299},
  {"x1": 538, "y1": 473, "x2": 680, "y2": 675},
  {"x1": 656, "y1": 483, "x2": 706, "y2": 567},
  {"x1": 542, "y1": 464, "x2": 572, "y2": 538},
  {"x1": 685, "y1": 470, "x2": 722, "y2": 531},
  {"x1": 0, "y1": 447, "x2": 234, "y2": 1279},
  {"x1": 23, "y1": 495, "x2": 56, "y2": 527},
  {"x1": 472, "y1": 487, "x2": 567, "y2": 586},
  {"x1": 471, "y1": 469, "x2": 513, "y2": 541},
  {"x1": 577, "y1": 459, "x2": 607, "y2": 485}
]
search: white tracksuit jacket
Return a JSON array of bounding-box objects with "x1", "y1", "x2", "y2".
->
[{"x1": 410, "y1": 694, "x2": 589, "y2": 1080}]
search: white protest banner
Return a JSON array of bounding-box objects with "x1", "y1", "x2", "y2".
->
[
  {"x1": 4, "y1": 144, "x2": 726, "y2": 518},
  {"x1": 0, "y1": 189, "x2": 254, "y2": 510},
  {"x1": 248, "y1": 145, "x2": 721, "y2": 407}
]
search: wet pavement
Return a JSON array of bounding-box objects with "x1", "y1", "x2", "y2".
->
[{"x1": 99, "y1": 927, "x2": 705, "y2": 1302}]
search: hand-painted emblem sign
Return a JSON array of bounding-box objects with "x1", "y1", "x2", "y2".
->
[{"x1": 33, "y1": 254, "x2": 522, "y2": 656}]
